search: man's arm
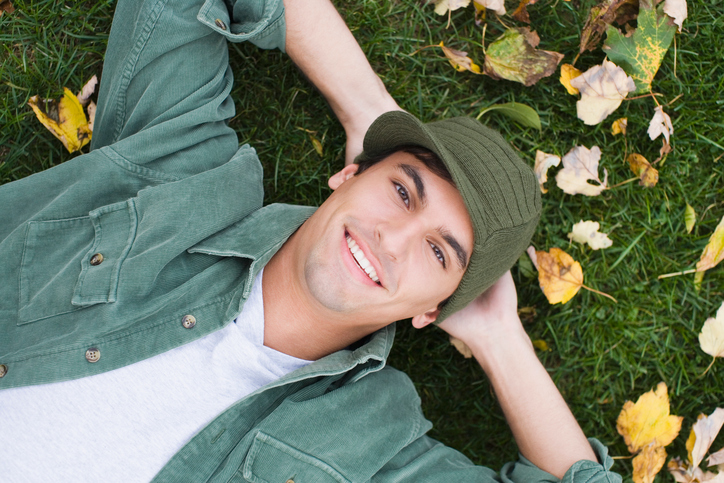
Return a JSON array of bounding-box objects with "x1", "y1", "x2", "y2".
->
[
  {"x1": 438, "y1": 272, "x2": 598, "y2": 479},
  {"x1": 283, "y1": 0, "x2": 401, "y2": 165}
]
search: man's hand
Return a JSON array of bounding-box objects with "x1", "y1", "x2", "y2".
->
[
  {"x1": 437, "y1": 272, "x2": 597, "y2": 479},
  {"x1": 283, "y1": 0, "x2": 401, "y2": 166}
]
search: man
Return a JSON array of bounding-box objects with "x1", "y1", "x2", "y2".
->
[{"x1": 0, "y1": 0, "x2": 621, "y2": 481}]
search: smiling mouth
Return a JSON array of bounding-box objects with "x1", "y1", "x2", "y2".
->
[{"x1": 345, "y1": 233, "x2": 380, "y2": 284}]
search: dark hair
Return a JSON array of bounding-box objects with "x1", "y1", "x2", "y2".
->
[
  {"x1": 356, "y1": 145, "x2": 455, "y2": 311},
  {"x1": 356, "y1": 145, "x2": 454, "y2": 186}
]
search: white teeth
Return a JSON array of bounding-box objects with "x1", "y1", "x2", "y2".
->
[{"x1": 346, "y1": 235, "x2": 379, "y2": 283}]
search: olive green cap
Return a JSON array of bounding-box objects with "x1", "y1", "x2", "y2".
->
[{"x1": 357, "y1": 111, "x2": 541, "y2": 324}]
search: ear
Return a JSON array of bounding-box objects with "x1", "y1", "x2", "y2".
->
[
  {"x1": 411, "y1": 308, "x2": 441, "y2": 329},
  {"x1": 328, "y1": 163, "x2": 359, "y2": 190}
]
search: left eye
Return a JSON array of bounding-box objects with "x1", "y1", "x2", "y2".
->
[
  {"x1": 395, "y1": 183, "x2": 409, "y2": 207},
  {"x1": 429, "y1": 242, "x2": 445, "y2": 266}
]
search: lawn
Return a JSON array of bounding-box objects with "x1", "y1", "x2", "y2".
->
[{"x1": 1, "y1": 0, "x2": 723, "y2": 479}]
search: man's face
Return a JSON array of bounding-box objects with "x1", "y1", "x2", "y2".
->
[{"x1": 289, "y1": 151, "x2": 474, "y2": 329}]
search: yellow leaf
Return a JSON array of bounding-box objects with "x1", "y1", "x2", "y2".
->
[
  {"x1": 535, "y1": 247, "x2": 583, "y2": 304},
  {"x1": 696, "y1": 214, "x2": 724, "y2": 273},
  {"x1": 612, "y1": 117, "x2": 628, "y2": 136},
  {"x1": 628, "y1": 153, "x2": 659, "y2": 188},
  {"x1": 28, "y1": 88, "x2": 92, "y2": 153},
  {"x1": 616, "y1": 382, "x2": 683, "y2": 454},
  {"x1": 438, "y1": 42, "x2": 483, "y2": 74},
  {"x1": 686, "y1": 424, "x2": 697, "y2": 467},
  {"x1": 633, "y1": 444, "x2": 667, "y2": 483},
  {"x1": 450, "y1": 336, "x2": 473, "y2": 358},
  {"x1": 434, "y1": 0, "x2": 471, "y2": 16},
  {"x1": 560, "y1": 64, "x2": 583, "y2": 95},
  {"x1": 532, "y1": 339, "x2": 550, "y2": 351},
  {"x1": 310, "y1": 135, "x2": 323, "y2": 157},
  {"x1": 685, "y1": 204, "x2": 697, "y2": 234}
]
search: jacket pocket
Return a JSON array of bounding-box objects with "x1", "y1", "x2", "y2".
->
[
  {"x1": 239, "y1": 432, "x2": 350, "y2": 483},
  {"x1": 18, "y1": 200, "x2": 137, "y2": 324}
]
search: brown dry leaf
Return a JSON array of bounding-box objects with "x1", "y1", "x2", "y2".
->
[
  {"x1": 648, "y1": 106, "x2": 674, "y2": 144},
  {"x1": 28, "y1": 88, "x2": 92, "y2": 153},
  {"x1": 534, "y1": 150, "x2": 560, "y2": 194},
  {"x1": 483, "y1": 28, "x2": 564, "y2": 86},
  {"x1": 0, "y1": 0, "x2": 14, "y2": 16},
  {"x1": 555, "y1": 145, "x2": 608, "y2": 196},
  {"x1": 699, "y1": 302, "x2": 724, "y2": 375},
  {"x1": 617, "y1": 382, "x2": 683, "y2": 453},
  {"x1": 664, "y1": 0, "x2": 688, "y2": 32},
  {"x1": 511, "y1": 0, "x2": 536, "y2": 23},
  {"x1": 560, "y1": 64, "x2": 583, "y2": 95},
  {"x1": 570, "y1": 59, "x2": 636, "y2": 125},
  {"x1": 439, "y1": 42, "x2": 483, "y2": 74},
  {"x1": 696, "y1": 214, "x2": 724, "y2": 273},
  {"x1": 568, "y1": 220, "x2": 613, "y2": 250},
  {"x1": 473, "y1": 0, "x2": 505, "y2": 16},
  {"x1": 76, "y1": 75, "x2": 98, "y2": 106},
  {"x1": 579, "y1": 0, "x2": 639, "y2": 53},
  {"x1": 634, "y1": 444, "x2": 667, "y2": 483},
  {"x1": 434, "y1": 0, "x2": 471, "y2": 16},
  {"x1": 535, "y1": 247, "x2": 583, "y2": 304},
  {"x1": 628, "y1": 153, "x2": 659, "y2": 188},
  {"x1": 612, "y1": 117, "x2": 628, "y2": 135},
  {"x1": 450, "y1": 336, "x2": 473, "y2": 358},
  {"x1": 690, "y1": 408, "x2": 724, "y2": 469}
]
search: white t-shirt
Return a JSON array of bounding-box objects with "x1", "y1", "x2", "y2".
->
[{"x1": 0, "y1": 270, "x2": 311, "y2": 482}]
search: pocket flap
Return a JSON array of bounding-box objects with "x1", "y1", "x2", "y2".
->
[{"x1": 242, "y1": 432, "x2": 350, "y2": 483}]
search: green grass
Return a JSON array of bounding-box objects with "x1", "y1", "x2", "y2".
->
[{"x1": 2, "y1": 0, "x2": 723, "y2": 479}]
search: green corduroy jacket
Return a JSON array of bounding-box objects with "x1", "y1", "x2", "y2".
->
[{"x1": 0, "y1": 0, "x2": 622, "y2": 480}]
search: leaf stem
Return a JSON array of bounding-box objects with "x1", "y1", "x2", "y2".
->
[
  {"x1": 610, "y1": 177, "x2": 638, "y2": 189},
  {"x1": 657, "y1": 268, "x2": 699, "y2": 279},
  {"x1": 581, "y1": 284, "x2": 617, "y2": 303},
  {"x1": 700, "y1": 358, "x2": 716, "y2": 378}
]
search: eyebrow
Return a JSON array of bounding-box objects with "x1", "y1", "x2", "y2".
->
[
  {"x1": 439, "y1": 227, "x2": 469, "y2": 271},
  {"x1": 398, "y1": 164, "x2": 426, "y2": 206},
  {"x1": 395, "y1": 163, "x2": 468, "y2": 271}
]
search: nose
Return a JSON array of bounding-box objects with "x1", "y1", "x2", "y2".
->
[{"x1": 376, "y1": 217, "x2": 424, "y2": 262}]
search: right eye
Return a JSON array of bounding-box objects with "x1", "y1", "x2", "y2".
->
[{"x1": 394, "y1": 183, "x2": 409, "y2": 207}]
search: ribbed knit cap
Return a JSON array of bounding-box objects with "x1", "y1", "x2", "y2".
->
[{"x1": 357, "y1": 111, "x2": 541, "y2": 324}]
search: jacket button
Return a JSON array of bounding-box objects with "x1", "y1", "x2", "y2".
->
[
  {"x1": 85, "y1": 348, "x2": 101, "y2": 363},
  {"x1": 0, "y1": 364, "x2": 7, "y2": 378},
  {"x1": 181, "y1": 315, "x2": 196, "y2": 329},
  {"x1": 90, "y1": 253, "x2": 104, "y2": 266},
  {"x1": 214, "y1": 18, "x2": 227, "y2": 30}
]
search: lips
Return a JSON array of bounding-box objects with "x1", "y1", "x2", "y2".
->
[{"x1": 344, "y1": 231, "x2": 382, "y2": 286}]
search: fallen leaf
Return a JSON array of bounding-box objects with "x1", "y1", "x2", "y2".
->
[
  {"x1": 603, "y1": 0, "x2": 677, "y2": 93},
  {"x1": 87, "y1": 101, "x2": 97, "y2": 132},
  {"x1": 0, "y1": 0, "x2": 14, "y2": 16},
  {"x1": 434, "y1": 0, "x2": 471, "y2": 16},
  {"x1": 555, "y1": 145, "x2": 608, "y2": 196},
  {"x1": 634, "y1": 444, "x2": 667, "y2": 483},
  {"x1": 473, "y1": 0, "x2": 505, "y2": 16},
  {"x1": 699, "y1": 302, "x2": 724, "y2": 375},
  {"x1": 310, "y1": 135, "x2": 323, "y2": 157},
  {"x1": 535, "y1": 247, "x2": 583, "y2": 304},
  {"x1": 570, "y1": 59, "x2": 636, "y2": 125},
  {"x1": 28, "y1": 88, "x2": 93, "y2": 153},
  {"x1": 667, "y1": 457, "x2": 724, "y2": 483},
  {"x1": 450, "y1": 336, "x2": 473, "y2": 358},
  {"x1": 690, "y1": 408, "x2": 724, "y2": 469},
  {"x1": 483, "y1": 28, "x2": 564, "y2": 86},
  {"x1": 568, "y1": 220, "x2": 613, "y2": 250},
  {"x1": 580, "y1": 0, "x2": 639, "y2": 53},
  {"x1": 628, "y1": 153, "x2": 659, "y2": 187},
  {"x1": 664, "y1": 0, "x2": 687, "y2": 32},
  {"x1": 685, "y1": 204, "x2": 696, "y2": 234},
  {"x1": 612, "y1": 117, "x2": 628, "y2": 135},
  {"x1": 648, "y1": 106, "x2": 674, "y2": 144},
  {"x1": 560, "y1": 64, "x2": 583, "y2": 95},
  {"x1": 709, "y1": 448, "x2": 724, "y2": 467},
  {"x1": 477, "y1": 102, "x2": 541, "y2": 129},
  {"x1": 617, "y1": 382, "x2": 683, "y2": 454},
  {"x1": 668, "y1": 457, "x2": 691, "y2": 483},
  {"x1": 76, "y1": 75, "x2": 98, "y2": 106},
  {"x1": 696, "y1": 214, "x2": 724, "y2": 273},
  {"x1": 532, "y1": 339, "x2": 550, "y2": 351},
  {"x1": 534, "y1": 150, "x2": 561, "y2": 194},
  {"x1": 439, "y1": 42, "x2": 483, "y2": 74},
  {"x1": 511, "y1": 0, "x2": 536, "y2": 23}
]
